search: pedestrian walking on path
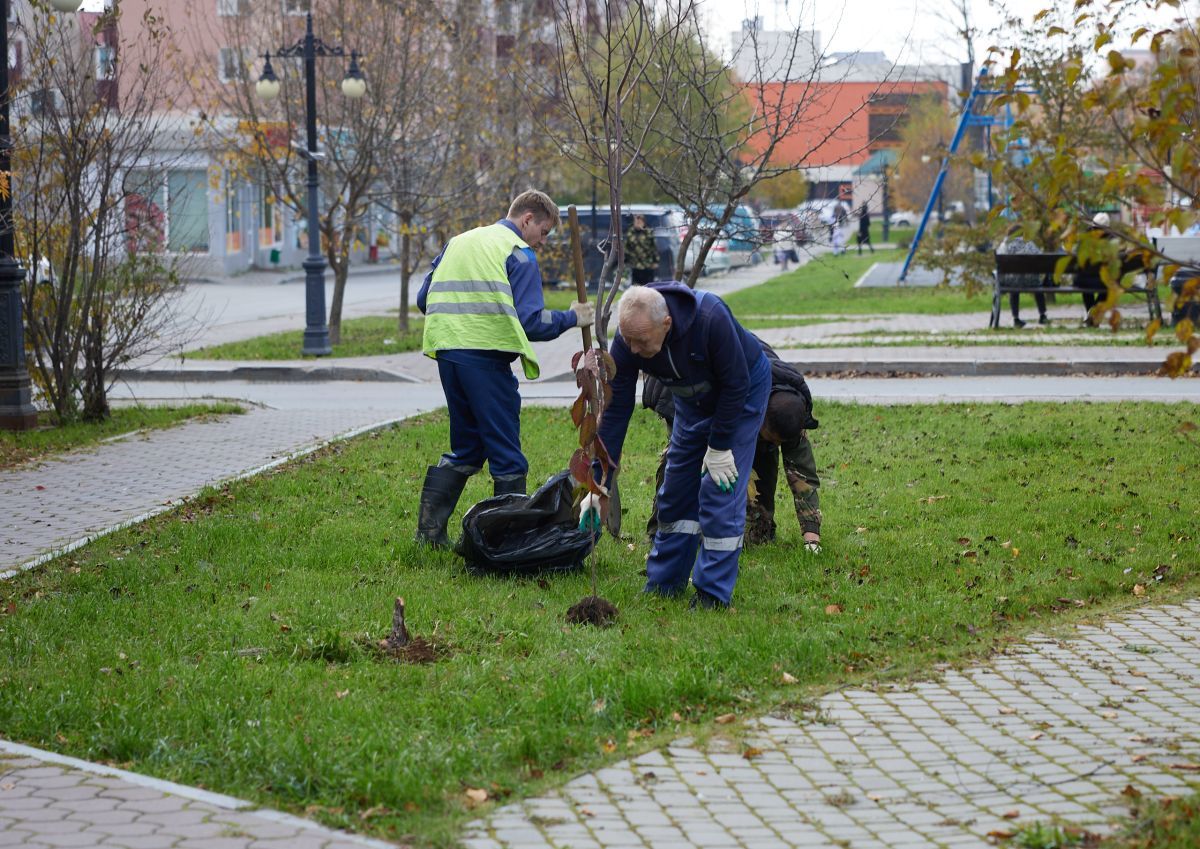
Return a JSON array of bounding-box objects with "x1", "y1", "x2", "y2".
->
[
  {"x1": 856, "y1": 204, "x2": 874, "y2": 255},
  {"x1": 415, "y1": 190, "x2": 595, "y2": 547}
]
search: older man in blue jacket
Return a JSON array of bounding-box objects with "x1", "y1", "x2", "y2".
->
[{"x1": 579, "y1": 283, "x2": 770, "y2": 608}]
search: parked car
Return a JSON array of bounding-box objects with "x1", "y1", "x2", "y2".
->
[
  {"x1": 797, "y1": 199, "x2": 843, "y2": 226},
  {"x1": 888, "y1": 209, "x2": 918, "y2": 228},
  {"x1": 759, "y1": 209, "x2": 809, "y2": 246},
  {"x1": 549, "y1": 204, "x2": 684, "y2": 288},
  {"x1": 683, "y1": 235, "x2": 731, "y2": 276}
]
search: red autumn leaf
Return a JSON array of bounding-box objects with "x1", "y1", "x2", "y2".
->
[
  {"x1": 602, "y1": 382, "x2": 613, "y2": 408},
  {"x1": 586, "y1": 477, "x2": 609, "y2": 497},
  {"x1": 599, "y1": 349, "x2": 617, "y2": 378},
  {"x1": 579, "y1": 413, "x2": 597, "y2": 449},
  {"x1": 571, "y1": 350, "x2": 584, "y2": 370},
  {"x1": 570, "y1": 393, "x2": 587, "y2": 428},
  {"x1": 575, "y1": 370, "x2": 596, "y2": 401},
  {"x1": 569, "y1": 449, "x2": 592, "y2": 485}
]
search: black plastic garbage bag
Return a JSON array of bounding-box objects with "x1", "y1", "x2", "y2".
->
[{"x1": 459, "y1": 470, "x2": 595, "y2": 575}]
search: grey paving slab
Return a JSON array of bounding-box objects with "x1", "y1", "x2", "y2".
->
[
  {"x1": 466, "y1": 599, "x2": 1200, "y2": 847},
  {"x1": 0, "y1": 742, "x2": 395, "y2": 849}
]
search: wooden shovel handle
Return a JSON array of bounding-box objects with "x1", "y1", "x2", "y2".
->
[{"x1": 567, "y1": 205, "x2": 593, "y2": 351}]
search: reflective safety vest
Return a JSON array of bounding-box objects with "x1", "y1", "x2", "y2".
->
[{"x1": 422, "y1": 223, "x2": 541, "y2": 379}]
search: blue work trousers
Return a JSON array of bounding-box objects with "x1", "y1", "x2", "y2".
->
[
  {"x1": 645, "y1": 355, "x2": 771, "y2": 604},
  {"x1": 437, "y1": 356, "x2": 527, "y2": 479}
]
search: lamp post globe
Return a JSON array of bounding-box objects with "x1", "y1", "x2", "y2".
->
[
  {"x1": 256, "y1": 76, "x2": 281, "y2": 101},
  {"x1": 256, "y1": 53, "x2": 280, "y2": 101},
  {"x1": 48, "y1": 0, "x2": 84, "y2": 10},
  {"x1": 341, "y1": 75, "x2": 366, "y2": 100},
  {"x1": 341, "y1": 51, "x2": 366, "y2": 100}
]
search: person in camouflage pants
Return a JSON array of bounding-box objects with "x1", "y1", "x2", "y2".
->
[
  {"x1": 643, "y1": 338, "x2": 823, "y2": 552},
  {"x1": 625, "y1": 215, "x2": 660, "y2": 285}
]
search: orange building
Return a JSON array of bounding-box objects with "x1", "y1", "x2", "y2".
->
[{"x1": 743, "y1": 78, "x2": 951, "y2": 202}]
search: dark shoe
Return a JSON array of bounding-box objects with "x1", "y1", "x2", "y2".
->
[
  {"x1": 415, "y1": 465, "x2": 469, "y2": 548},
  {"x1": 493, "y1": 475, "x2": 527, "y2": 497},
  {"x1": 689, "y1": 587, "x2": 730, "y2": 610},
  {"x1": 1013, "y1": 318, "x2": 1026, "y2": 328},
  {"x1": 1038, "y1": 315, "x2": 1050, "y2": 325}
]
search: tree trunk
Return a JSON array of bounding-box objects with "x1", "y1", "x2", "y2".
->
[
  {"x1": 328, "y1": 256, "x2": 348, "y2": 346},
  {"x1": 399, "y1": 226, "x2": 411, "y2": 334}
]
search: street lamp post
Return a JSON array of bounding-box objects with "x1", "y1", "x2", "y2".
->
[
  {"x1": 0, "y1": 0, "x2": 84, "y2": 430},
  {"x1": 881, "y1": 166, "x2": 890, "y2": 244},
  {"x1": 257, "y1": 13, "x2": 365, "y2": 357}
]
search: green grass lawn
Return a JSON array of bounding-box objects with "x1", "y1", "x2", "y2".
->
[
  {"x1": 187, "y1": 315, "x2": 424, "y2": 360},
  {"x1": 1009, "y1": 791, "x2": 1200, "y2": 848},
  {"x1": 1, "y1": 403, "x2": 1196, "y2": 845},
  {"x1": 724, "y1": 250, "x2": 998, "y2": 317},
  {"x1": 1096, "y1": 792, "x2": 1200, "y2": 848},
  {"x1": 0, "y1": 403, "x2": 244, "y2": 469}
]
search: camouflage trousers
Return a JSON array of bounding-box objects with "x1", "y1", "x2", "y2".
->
[
  {"x1": 647, "y1": 433, "x2": 821, "y2": 546},
  {"x1": 745, "y1": 432, "x2": 821, "y2": 545}
]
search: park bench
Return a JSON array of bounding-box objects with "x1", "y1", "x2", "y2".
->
[{"x1": 991, "y1": 252, "x2": 1163, "y2": 330}]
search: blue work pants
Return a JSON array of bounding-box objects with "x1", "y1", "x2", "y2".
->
[
  {"x1": 645, "y1": 355, "x2": 771, "y2": 604},
  {"x1": 437, "y1": 356, "x2": 527, "y2": 479}
]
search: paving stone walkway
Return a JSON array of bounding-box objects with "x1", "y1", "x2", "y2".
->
[
  {"x1": 0, "y1": 741, "x2": 393, "y2": 849},
  {"x1": 463, "y1": 599, "x2": 1200, "y2": 848}
]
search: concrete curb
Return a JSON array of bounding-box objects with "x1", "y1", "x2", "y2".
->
[{"x1": 116, "y1": 365, "x2": 419, "y2": 383}]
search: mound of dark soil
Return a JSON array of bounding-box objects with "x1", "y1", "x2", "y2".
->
[
  {"x1": 356, "y1": 635, "x2": 445, "y2": 664},
  {"x1": 566, "y1": 595, "x2": 618, "y2": 627}
]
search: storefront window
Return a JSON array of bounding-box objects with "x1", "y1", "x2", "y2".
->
[{"x1": 125, "y1": 169, "x2": 209, "y2": 254}]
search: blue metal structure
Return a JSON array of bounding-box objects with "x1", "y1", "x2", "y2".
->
[{"x1": 897, "y1": 67, "x2": 1034, "y2": 282}]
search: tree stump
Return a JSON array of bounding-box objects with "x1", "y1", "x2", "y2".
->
[{"x1": 385, "y1": 596, "x2": 410, "y2": 649}]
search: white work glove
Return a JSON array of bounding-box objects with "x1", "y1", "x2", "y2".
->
[
  {"x1": 702, "y1": 447, "x2": 737, "y2": 493},
  {"x1": 569, "y1": 301, "x2": 595, "y2": 328},
  {"x1": 578, "y1": 493, "x2": 602, "y2": 531}
]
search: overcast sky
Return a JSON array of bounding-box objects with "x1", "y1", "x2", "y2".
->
[{"x1": 699, "y1": 0, "x2": 1192, "y2": 65}]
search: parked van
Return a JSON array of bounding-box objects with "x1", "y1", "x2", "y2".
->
[{"x1": 542, "y1": 204, "x2": 684, "y2": 288}]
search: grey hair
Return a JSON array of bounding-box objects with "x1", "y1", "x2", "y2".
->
[{"x1": 617, "y1": 286, "x2": 668, "y2": 325}]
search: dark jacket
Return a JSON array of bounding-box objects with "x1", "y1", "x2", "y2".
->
[
  {"x1": 643, "y1": 336, "x2": 818, "y2": 430},
  {"x1": 599, "y1": 282, "x2": 764, "y2": 463}
]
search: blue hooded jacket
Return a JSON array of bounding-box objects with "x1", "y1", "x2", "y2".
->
[{"x1": 598, "y1": 282, "x2": 766, "y2": 464}]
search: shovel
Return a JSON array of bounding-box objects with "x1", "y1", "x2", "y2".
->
[{"x1": 567, "y1": 205, "x2": 592, "y2": 351}]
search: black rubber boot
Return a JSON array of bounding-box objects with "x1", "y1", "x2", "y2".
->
[
  {"x1": 415, "y1": 466, "x2": 469, "y2": 548},
  {"x1": 493, "y1": 476, "x2": 527, "y2": 497}
]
